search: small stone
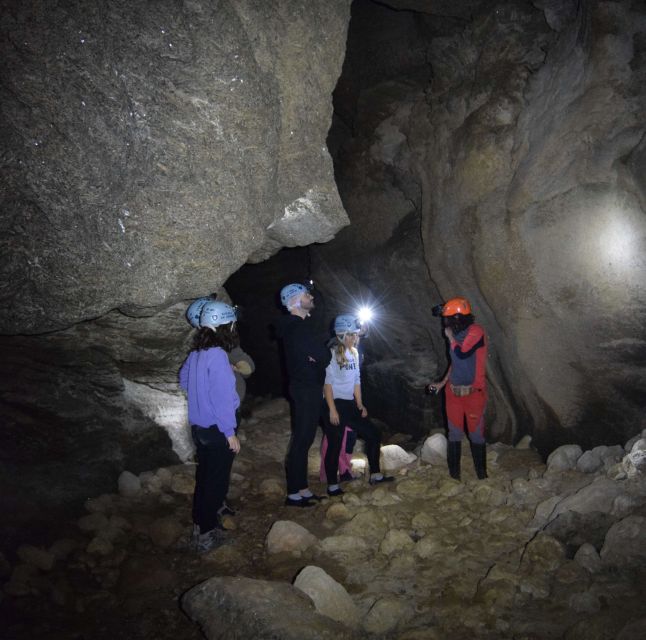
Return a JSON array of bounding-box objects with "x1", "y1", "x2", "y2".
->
[
  {"x1": 140, "y1": 471, "x2": 163, "y2": 493},
  {"x1": 362, "y1": 596, "x2": 412, "y2": 634},
  {"x1": 576, "y1": 450, "x2": 603, "y2": 473},
  {"x1": 86, "y1": 535, "x2": 114, "y2": 556},
  {"x1": 573, "y1": 542, "x2": 602, "y2": 573},
  {"x1": 170, "y1": 473, "x2": 195, "y2": 494},
  {"x1": 326, "y1": 503, "x2": 352, "y2": 521},
  {"x1": 396, "y1": 478, "x2": 430, "y2": 499},
  {"x1": 415, "y1": 534, "x2": 452, "y2": 559},
  {"x1": 600, "y1": 515, "x2": 646, "y2": 568},
  {"x1": 266, "y1": 520, "x2": 317, "y2": 554},
  {"x1": 78, "y1": 512, "x2": 109, "y2": 533},
  {"x1": 521, "y1": 534, "x2": 566, "y2": 572},
  {"x1": 546, "y1": 444, "x2": 583, "y2": 472},
  {"x1": 318, "y1": 535, "x2": 371, "y2": 563},
  {"x1": 379, "y1": 529, "x2": 415, "y2": 556},
  {"x1": 117, "y1": 470, "x2": 141, "y2": 497},
  {"x1": 438, "y1": 479, "x2": 466, "y2": 497},
  {"x1": 259, "y1": 478, "x2": 284, "y2": 497},
  {"x1": 148, "y1": 516, "x2": 184, "y2": 548},
  {"x1": 380, "y1": 444, "x2": 416, "y2": 472},
  {"x1": 16, "y1": 545, "x2": 55, "y2": 571},
  {"x1": 515, "y1": 435, "x2": 533, "y2": 449},
  {"x1": 293, "y1": 565, "x2": 360, "y2": 628},
  {"x1": 420, "y1": 433, "x2": 447, "y2": 465},
  {"x1": 569, "y1": 590, "x2": 601, "y2": 613},
  {"x1": 156, "y1": 467, "x2": 173, "y2": 487}
]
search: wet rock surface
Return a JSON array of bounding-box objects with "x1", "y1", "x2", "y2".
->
[{"x1": 2, "y1": 399, "x2": 645, "y2": 639}]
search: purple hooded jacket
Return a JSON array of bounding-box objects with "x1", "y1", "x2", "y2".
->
[{"x1": 179, "y1": 347, "x2": 240, "y2": 437}]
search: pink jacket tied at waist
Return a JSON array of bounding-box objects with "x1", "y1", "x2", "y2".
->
[{"x1": 320, "y1": 426, "x2": 354, "y2": 482}]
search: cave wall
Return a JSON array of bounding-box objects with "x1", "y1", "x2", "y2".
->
[
  {"x1": 0, "y1": 0, "x2": 350, "y2": 334},
  {"x1": 0, "y1": 0, "x2": 352, "y2": 550},
  {"x1": 321, "y1": 0, "x2": 646, "y2": 451}
]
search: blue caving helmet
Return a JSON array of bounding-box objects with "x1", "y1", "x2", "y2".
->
[
  {"x1": 334, "y1": 314, "x2": 361, "y2": 335},
  {"x1": 185, "y1": 297, "x2": 212, "y2": 328},
  {"x1": 199, "y1": 300, "x2": 237, "y2": 329},
  {"x1": 280, "y1": 283, "x2": 309, "y2": 308}
]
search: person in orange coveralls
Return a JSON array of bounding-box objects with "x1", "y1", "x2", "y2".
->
[{"x1": 427, "y1": 297, "x2": 488, "y2": 480}]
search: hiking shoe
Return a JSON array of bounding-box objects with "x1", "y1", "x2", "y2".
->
[
  {"x1": 369, "y1": 475, "x2": 395, "y2": 485},
  {"x1": 218, "y1": 501, "x2": 236, "y2": 517},
  {"x1": 191, "y1": 528, "x2": 229, "y2": 554},
  {"x1": 284, "y1": 497, "x2": 316, "y2": 508},
  {"x1": 327, "y1": 487, "x2": 344, "y2": 497}
]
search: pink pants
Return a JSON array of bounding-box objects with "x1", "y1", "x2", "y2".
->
[{"x1": 320, "y1": 426, "x2": 353, "y2": 482}]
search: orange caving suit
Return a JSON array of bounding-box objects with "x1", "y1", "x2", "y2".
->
[{"x1": 445, "y1": 323, "x2": 487, "y2": 444}]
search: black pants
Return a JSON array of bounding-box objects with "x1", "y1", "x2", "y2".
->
[
  {"x1": 285, "y1": 385, "x2": 322, "y2": 494},
  {"x1": 191, "y1": 425, "x2": 235, "y2": 534},
  {"x1": 321, "y1": 398, "x2": 382, "y2": 483}
]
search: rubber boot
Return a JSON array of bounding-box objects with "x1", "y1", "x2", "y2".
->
[
  {"x1": 447, "y1": 441, "x2": 461, "y2": 480},
  {"x1": 470, "y1": 443, "x2": 488, "y2": 479}
]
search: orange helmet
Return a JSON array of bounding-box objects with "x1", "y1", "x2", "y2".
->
[{"x1": 441, "y1": 297, "x2": 471, "y2": 317}]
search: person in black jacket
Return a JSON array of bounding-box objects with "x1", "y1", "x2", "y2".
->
[{"x1": 275, "y1": 283, "x2": 331, "y2": 507}]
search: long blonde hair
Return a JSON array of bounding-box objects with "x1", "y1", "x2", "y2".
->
[{"x1": 334, "y1": 335, "x2": 359, "y2": 367}]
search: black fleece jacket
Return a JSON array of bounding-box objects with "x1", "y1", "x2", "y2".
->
[{"x1": 275, "y1": 314, "x2": 331, "y2": 388}]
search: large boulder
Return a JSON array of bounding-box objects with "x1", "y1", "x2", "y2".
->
[
  {"x1": 181, "y1": 576, "x2": 359, "y2": 640},
  {"x1": 0, "y1": 0, "x2": 350, "y2": 334}
]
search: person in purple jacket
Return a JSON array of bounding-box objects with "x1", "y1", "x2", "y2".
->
[{"x1": 179, "y1": 300, "x2": 241, "y2": 553}]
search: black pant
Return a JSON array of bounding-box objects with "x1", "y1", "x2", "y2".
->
[
  {"x1": 321, "y1": 398, "x2": 382, "y2": 483},
  {"x1": 285, "y1": 385, "x2": 322, "y2": 494},
  {"x1": 191, "y1": 425, "x2": 235, "y2": 534}
]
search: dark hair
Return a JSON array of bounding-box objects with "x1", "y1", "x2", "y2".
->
[
  {"x1": 191, "y1": 324, "x2": 239, "y2": 353},
  {"x1": 442, "y1": 313, "x2": 474, "y2": 333}
]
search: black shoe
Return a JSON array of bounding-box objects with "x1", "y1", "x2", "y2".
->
[
  {"x1": 369, "y1": 475, "x2": 395, "y2": 485},
  {"x1": 339, "y1": 471, "x2": 357, "y2": 482},
  {"x1": 284, "y1": 497, "x2": 315, "y2": 508},
  {"x1": 327, "y1": 487, "x2": 344, "y2": 497},
  {"x1": 301, "y1": 493, "x2": 326, "y2": 502}
]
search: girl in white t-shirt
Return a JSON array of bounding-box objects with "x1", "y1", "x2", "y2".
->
[{"x1": 321, "y1": 315, "x2": 393, "y2": 496}]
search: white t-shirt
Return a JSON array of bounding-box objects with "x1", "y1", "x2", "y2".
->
[{"x1": 324, "y1": 348, "x2": 360, "y2": 400}]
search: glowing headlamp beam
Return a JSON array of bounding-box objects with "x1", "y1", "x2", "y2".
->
[{"x1": 357, "y1": 306, "x2": 374, "y2": 324}]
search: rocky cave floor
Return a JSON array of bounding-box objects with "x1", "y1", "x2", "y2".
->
[{"x1": 2, "y1": 398, "x2": 646, "y2": 640}]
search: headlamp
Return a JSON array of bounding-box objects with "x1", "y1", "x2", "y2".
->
[{"x1": 357, "y1": 306, "x2": 373, "y2": 324}]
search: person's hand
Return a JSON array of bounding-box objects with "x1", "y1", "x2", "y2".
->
[
  {"x1": 233, "y1": 361, "x2": 253, "y2": 376},
  {"x1": 227, "y1": 435, "x2": 241, "y2": 453},
  {"x1": 444, "y1": 327, "x2": 454, "y2": 341},
  {"x1": 357, "y1": 404, "x2": 368, "y2": 418},
  {"x1": 426, "y1": 380, "x2": 446, "y2": 395},
  {"x1": 329, "y1": 408, "x2": 340, "y2": 426},
  {"x1": 307, "y1": 356, "x2": 317, "y2": 363}
]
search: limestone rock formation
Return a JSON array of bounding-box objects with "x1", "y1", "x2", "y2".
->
[
  {"x1": 0, "y1": 0, "x2": 350, "y2": 334},
  {"x1": 309, "y1": 0, "x2": 646, "y2": 450}
]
